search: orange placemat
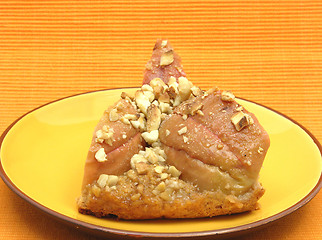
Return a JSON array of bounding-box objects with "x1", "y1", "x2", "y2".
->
[{"x1": 0, "y1": 1, "x2": 321, "y2": 239}]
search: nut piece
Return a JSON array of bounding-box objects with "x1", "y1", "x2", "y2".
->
[
  {"x1": 135, "y1": 90, "x2": 151, "y2": 115},
  {"x1": 146, "y1": 104, "x2": 162, "y2": 132},
  {"x1": 160, "y1": 50, "x2": 174, "y2": 66},
  {"x1": 130, "y1": 154, "x2": 147, "y2": 169},
  {"x1": 221, "y1": 91, "x2": 235, "y2": 102},
  {"x1": 150, "y1": 78, "x2": 166, "y2": 98},
  {"x1": 109, "y1": 108, "x2": 119, "y2": 122},
  {"x1": 135, "y1": 162, "x2": 149, "y2": 175},
  {"x1": 178, "y1": 126, "x2": 187, "y2": 135},
  {"x1": 168, "y1": 166, "x2": 181, "y2": 178},
  {"x1": 141, "y1": 130, "x2": 159, "y2": 144},
  {"x1": 231, "y1": 111, "x2": 251, "y2": 131},
  {"x1": 97, "y1": 174, "x2": 109, "y2": 188},
  {"x1": 178, "y1": 77, "x2": 193, "y2": 101},
  {"x1": 95, "y1": 148, "x2": 107, "y2": 162}
]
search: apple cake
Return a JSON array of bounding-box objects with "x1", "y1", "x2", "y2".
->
[{"x1": 77, "y1": 40, "x2": 270, "y2": 219}]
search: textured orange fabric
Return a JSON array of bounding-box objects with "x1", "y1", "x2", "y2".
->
[{"x1": 0, "y1": 0, "x2": 321, "y2": 239}]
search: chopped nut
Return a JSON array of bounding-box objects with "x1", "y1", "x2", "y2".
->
[
  {"x1": 95, "y1": 148, "x2": 107, "y2": 162},
  {"x1": 107, "y1": 175, "x2": 119, "y2": 187},
  {"x1": 130, "y1": 114, "x2": 146, "y2": 131},
  {"x1": 97, "y1": 174, "x2": 109, "y2": 188},
  {"x1": 146, "y1": 104, "x2": 161, "y2": 132},
  {"x1": 154, "y1": 165, "x2": 165, "y2": 174},
  {"x1": 127, "y1": 169, "x2": 138, "y2": 182},
  {"x1": 196, "y1": 110, "x2": 204, "y2": 116},
  {"x1": 161, "y1": 40, "x2": 168, "y2": 48},
  {"x1": 141, "y1": 84, "x2": 154, "y2": 92},
  {"x1": 160, "y1": 173, "x2": 169, "y2": 180},
  {"x1": 178, "y1": 77, "x2": 193, "y2": 101},
  {"x1": 191, "y1": 86, "x2": 203, "y2": 96},
  {"x1": 182, "y1": 114, "x2": 188, "y2": 120},
  {"x1": 245, "y1": 113, "x2": 254, "y2": 124},
  {"x1": 155, "y1": 182, "x2": 166, "y2": 192},
  {"x1": 131, "y1": 193, "x2": 141, "y2": 201},
  {"x1": 159, "y1": 102, "x2": 171, "y2": 113},
  {"x1": 135, "y1": 90, "x2": 151, "y2": 115},
  {"x1": 135, "y1": 162, "x2": 149, "y2": 175},
  {"x1": 130, "y1": 154, "x2": 147, "y2": 169},
  {"x1": 183, "y1": 136, "x2": 189, "y2": 143},
  {"x1": 178, "y1": 126, "x2": 187, "y2": 135},
  {"x1": 160, "y1": 50, "x2": 174, "y2": 66},
  {"x1": 236, "y1": 105, "x2": 243, "y2": 111},
  {"x1": 145, "y1": 148, "x2": 158, "y2": 164},
  {"x1": 168, "y1": 166, "x2": 181, "y2": 177},
  {"x1": 221, "y1": 91, "x2": 235, "y2": 102},
  {"x1": 159, "y1": 191, "x2": 171, "y2": 201},
  {"x1": 165, "y1": 129, "x2": 171, "y2": 136},
  {"x1": 121, "y1": 92, "x2": 134, "y2": 100},
  {"x1": 150, "y1": 78, "x2": 166, "y2": 98},
  {"x1": 109, "y1": 108, "x2": 119, "y2": 122},
  {"x1": 258, "y1": 147, "x2": 264, "y2": 154},
  {"x1": 141, "y1": 130, "x2": 159, "y2": 144},
  {"x1": 91, "y1": 185, "x2": 101, "y2": 197},
  {"x1": 231, "y1": 111, "x2": 251, "y2": 131}
]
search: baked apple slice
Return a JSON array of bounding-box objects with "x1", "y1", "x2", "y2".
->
[{"x1": 78, "y1": 40, "x2": 269, "y2": 219}]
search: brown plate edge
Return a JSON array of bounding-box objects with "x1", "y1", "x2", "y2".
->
[{"x1": 0, "y1": 88, "x2": 321, "y2": 240}]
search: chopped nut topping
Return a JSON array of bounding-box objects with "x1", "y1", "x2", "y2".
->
[
  {"x1": 91, "y1": 185, "x2": 101, "y2": 197},
  {"x1": 178, "y1": 126, "x2": 187, "y2": 135},
  {"x1": 154, "y1": 165, "x2": 164, "y2": 174},
  {"x1": 168, "y1": 166, "x2": 181, "y2": 177},
  {"x1": 236, "y1": 105, "x2": 243, "y2": 111},
  {"x1": 155, "y1": 182, "x2": 166, "y2": 192},
  {"x1": 135, "y1": 162, "x2": 149, "y2": 175},
  {"x1": 221, "y1": 91, "x2": 235, "y2": 102},
  {"x1": 231, "y1": 111, "x2": 251, "y2": 131},
  {"x1": 135, "y1": 90, "x2": 151, "y2": 115},
  {"x1": 258, "y1": 147, "x2": 264, "y2": 154},
  {"x1": 130, "y1": 154, "x2": 147, "y2": 169},
  {"x1": 150, "y1": 78, "x2": 166, "y2": 98},
  {"x1": 159, "y1": 102, "x2": 171, "y2": 113},
  {"x1": 107, "y1": 175, "x2": 119, "y2": 187},
  {"x1": 160, "y1": 50, "x2": 174, "y2": 66},
  {"x1": 161, "y1": 40, "x2": 168, "y2": 48},
  {"x1": 165, "y1": 129, "x2": 171, "y2": 136},
  {"x1": 191, "y1": 86, "x2": 203, "y2": 96},
  {"x1": 183, "y1": 136, "x2": 189, "y2": 143},
  {"x1": 146, "y1": 104, "x2": 161, "y2": 132},
  {"x1": 178, "y1": 77, "x2": 193, "y2": 101},
  {"x1": 141, "y1": 84, "x2": 154, "y2": 92},
  {"x1": 109, "y1": 108, "x2": 119, "y2": 122},
  {"x1": 145, "y1": 148, "x2": 158, "y2": 164},
  {"x1": 130, "y1": 113, "x2": 146, "y2": 131},
  {"x1": 141, "y1": 130, "x2": 159, "y2": 144},
  {"x1": 95, "y1": 148, "x2": 107, "y2": 162},
  {"x1": 131, "y1": 193, "x2": 141, "y2": 201},
  {"x1": 97, "y1": 174, "x2": 109, "y2": 188},
  {"x1": 160, "y1": 173, "x2": 169, "y2": 180}
]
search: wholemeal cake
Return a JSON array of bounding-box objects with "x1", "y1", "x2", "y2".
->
[{"x1": 77, "y1": 40, "x2": 270, "y2": 219}]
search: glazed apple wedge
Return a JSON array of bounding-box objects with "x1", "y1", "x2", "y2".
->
[{"x1": 78, "y1": 40, "x2": 270, "y2": 219}]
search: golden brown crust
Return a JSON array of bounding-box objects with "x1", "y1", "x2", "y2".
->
[{"x1": 78, "y1": 184, "x2": 264, "y2": 220}]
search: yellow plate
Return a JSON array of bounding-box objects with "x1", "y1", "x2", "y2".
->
[{"x1": 1, "y1": 88, "x2": 321, "y2": 239}]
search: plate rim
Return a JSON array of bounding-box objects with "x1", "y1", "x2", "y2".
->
[{"x1": 1, "y1": 87, "x2": 322, "y2": 239}]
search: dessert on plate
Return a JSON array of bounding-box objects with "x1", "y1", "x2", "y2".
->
[{"x1": 77, "y1": 40, "x2": 270, "y2": 219}]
